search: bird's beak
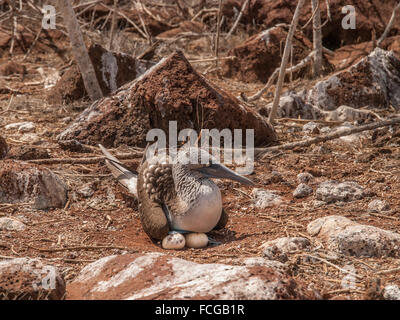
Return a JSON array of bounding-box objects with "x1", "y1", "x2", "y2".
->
[{"x1": 196, "y1": 163, "x2": 255, "y2": 185}]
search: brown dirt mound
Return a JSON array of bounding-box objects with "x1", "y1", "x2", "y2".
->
[
  {"x1": 47, "y1": 44, "x2": 154, "y2": 105},
  {"x1": 79, "y1": 3, "x2": 179, "y2": 37},
  {"x1": 308, "y1": 48, "x2": 400, "y2": 110},
  {"x1": 222, "y1": 0, "x2": 400, "y2": 50},
  {"x1": 157, "y1": 21, "x2": 206, "y2": 38},
  {"x1": 0, "y1": 258, "x2": 65, "y2": 300},
  {"x1": 0, "y1": 61, "x2": 26, "y2": 76},
  {"x1": 0, "y1": 160, "x2": 68, "y2": 210},
  {"x1": 222, "y1": 25, "x2": 333, "y2": 83},
  {"x1": 371, "y1": 124, "x2": 400, "y2": 148},
  {"x1": 0, "y1": 136, "x2": 8, "y2": 159},
  {"x1": 5, "y1": 146, "x2": 50, "y2": 161},
  {"x1": 58, "y1": 50, "x2": 277, "y2": 148},
  {"x1": 0, "y1": 26, "x2": 66, "y2": 57},
  {"x1": 329, "y1": 36, "x2": 400, "y2": 71}
]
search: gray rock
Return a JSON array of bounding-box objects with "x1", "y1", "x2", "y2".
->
[
  {"x1": 302, "y1": 122, "x2": 320, "y2": 134},
  {"x1": 0, "y1": 217, "x2": 26, "y2": 231},
  {"x1": 0, "y1": 258, "x2": 65, "y2": 300},
  {"x1": 293, "y1": 183, "x2": 313, "y2": 198},
  {"x1": 220, "y1": 257, "x2": 288, "y2": 274},
  {"x1": 297, "y1": 172, "x2": 314, "y2": 184},
  {"x1": 261, "y1": 237, "x2": 311, "y2": 262},
  {"x1": 263, "y1": 171, "x2": 284, "y2": 184},
  {"x1": 316, "y1": 181, "x2": 366, "y2": 203},
  {"x1": 77, "y1": 184, "x2": 95, "y2": 198},
  {"x1": 0, "y1": 160, "x2": 68, "y2": 210},
  {"x1": 312, "y1": 200, "x2": 326, "y2": 208},
  {"x1": 307, "y1": 215, "x2": 400, "y2": 258},
  {"x1": 5, "y1": 121, "x2": 35, "y2": 132},
  {"x1": 263, "y1": 93, "x2": 324, "y2": 120},
  {"x1": 66, "y1": 253, "x2": 315, "y2": 300},
  {"x1": 252, "y1": 188, "x2": 282, "y2": 208},
  {"x1": 333, "y1": 123, "x2": 369, "y2": 144},
  {"x1": 312, "y1": 145, "x2": 330, "y2": 154},
  {"x1": 383, "y1": 285, "x2": 400, "y2": 300},
  {"x1": 368, "y1": 199, "x2": 390, "y2": 212},
  {"x1": 307, "y1": 48, "x2": 400, "y2": 110},
  {"x1": 324, "y1": 105, "x2": 376, "y2": 122},
  {"x1": 320, "y1": 126, "x2": 331, "y2": 133}
]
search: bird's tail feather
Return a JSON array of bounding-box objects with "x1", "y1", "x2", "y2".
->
[{"x1": 99, "y1": 144, "x2": 138, "y2": 198}]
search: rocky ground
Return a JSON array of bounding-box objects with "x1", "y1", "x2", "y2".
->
[{"x1": 0, "y1": 0, "x2": 400, "y2": 300}]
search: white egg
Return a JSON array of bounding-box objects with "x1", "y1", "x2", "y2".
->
[
  {"x1": 185, "y1": 233, "x2": 209, "y2": 248},
  {"x1": 162, "y1": 233, "x2": 186, "y2": 250}
]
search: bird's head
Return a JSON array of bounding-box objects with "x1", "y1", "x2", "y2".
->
[{"x1": 175, "y1": 145, "x2": 254, "y2": 186}]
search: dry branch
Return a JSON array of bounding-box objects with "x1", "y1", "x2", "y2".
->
[
  {"x1": 191, "y1": 8, "x2": 218, "y2": 22},
  {"x1": 311, "y1": 0, "x2": 322, "y2": 77},
  {"x1": 214, "y1": 0, "x2": 223, "y2": 65},
  {"x1": 268, "y1": 0, "x2": 306, "y2": 124},
  {"x1": 9, "y1": 0, "x2": 17, "y2": 56},
  {"x1": 226, "y1": 0, "x2": 249, "y2": 39},
  {"x1": 29, "y1": 245, "x2": 135, "y2": 252},
  {"x1": 255, "y1": 117, "x2": 400, "y2": 158},
  {"x1": 377, "y1": 1, "x2": 400, "y2": 46},
  {"x1": 189, "y1": 56, "x2": 235, "y2": 63},
  {"x1": 27, "y1": 152, "x2": 143, "y2": 165},
  {"x1": 100, "y1": 2, "x2": 148, "y2": 39},
  {"x1": 107, "y1": 0, "x2": 118, "y2": 50},
  {"x1": 140, "y1": 1, "x2": 177, "y2": 28},
  {"x1": 59, "y1": 0, "x2": 103, "y2": 101},
  {"x1": 247, "y1": 50, "x2": 315, "y2": 102},
  {"x1": 302, "y1": 3, "x2": 319, "y2": 29}
]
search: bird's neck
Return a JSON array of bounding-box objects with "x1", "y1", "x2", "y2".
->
[{"x1": 172, "y1": 165, "x2": 207, "y2": 205}]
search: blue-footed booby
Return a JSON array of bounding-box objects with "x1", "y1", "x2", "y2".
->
[{"x1": 99, "y1": 144, "x2": 254, "y2": 249}]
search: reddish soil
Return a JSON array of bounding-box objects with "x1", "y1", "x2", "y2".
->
[
  {"x1": 47, "y1": 44, "x2": 154, "y2": 104},
  {"x1": 329, "y1": 35, "x2": 400, "y2": 70},
  {"x1": 222, "y1": 0, "x2": 400, "y2": 49},
  {"x1": 222, "y1": 25, "x2": 333, "y2": 83}
]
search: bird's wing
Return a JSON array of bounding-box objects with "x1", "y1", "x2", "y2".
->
[
  {"x1": 99, "y1": 144, "x2": 138, "y2": 198},
  {"x1": 137, "y1": 160, "x2": 170, "y2": 240}
]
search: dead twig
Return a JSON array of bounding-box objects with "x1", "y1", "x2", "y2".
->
[
  {"x1": 27, "y1": 152, "x2": 142, "y2": 165},
  {"x1": 302, "y1": 254, "x2": 363, "y2": 279},
  {"x1": 301, "y1": 3, "x2": 319, "y2": 29},
  {"x1": 22, "y1": 26, "x2": 42, "y2": 61},
  {"x1": 255, "y1": 117, "x2": 400, "y2": 158},
  {"x1": 138, "y1": 0, "x2": 151, "y2": 44},
  {"x1": 377, "y1": 1, "x2": 400, "y2": 46},
  {"x1": 247, "y1": 50, "x2": 315, "y2": 102},
  {"x1": 268, "y1": 0, "x2": 306, "y2": 124},
  {"x1": 311, "y1": 0, "x2": 323, "y2": 77},
  {"x1": 9, "y1": 0, "x2": 17, "y2": 56},
  {"x1": 189, "y1": 56, "x2": 235, "y2": 63},
  {"x1": 376, "y1": 266, "x2": 400, "y2": 275},
  {"x1": 107, "y1": 0, "x2": 118, "y2": 50},
  {"x1": 99, "y1": 2, "x2": 148, "y2": 39},
  {"x1": 28, "y1": 245, "x2": 135, "y2": 252},
  {"x1": 140, "y1": 2, "x2": 178, "y2": 28},
  {"x1": 191, "y1": 8, "x2": 218, "y2": 22},
  {"x1": 226, "y1": 0, "x2": 249, "y2": 39},
  {"x1": 60, "y1": 0, "x2": 103, "y2": 101},
  {"x1": 214, "y1": 0, "x2": 223, "y2": 68}
]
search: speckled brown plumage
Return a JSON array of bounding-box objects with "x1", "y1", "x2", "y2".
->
[{"x1": 137, "y1": 159, "x2": 228, "y2": 240}]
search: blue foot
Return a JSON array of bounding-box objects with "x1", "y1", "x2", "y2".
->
[
  {"x1": 207, "y1": 236, "x2": 221, "y2": 246},
  {"x1": 169, "y1": 229, "x2": 191, "y2": 235}
]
